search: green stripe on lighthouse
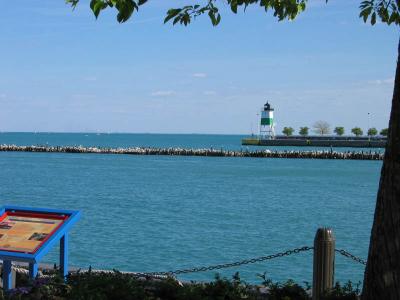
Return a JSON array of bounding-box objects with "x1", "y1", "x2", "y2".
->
[{"x1": 261, "y1": 118, "x2": 273, "y2": 125}]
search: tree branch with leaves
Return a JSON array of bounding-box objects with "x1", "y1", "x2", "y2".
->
[{"x1": 67, "y1": 0, "x2": 400, "y2": 26}]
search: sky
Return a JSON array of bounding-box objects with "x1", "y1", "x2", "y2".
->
[{"x1": 0, "y1": 0, "x2": 398, "y2": 134}]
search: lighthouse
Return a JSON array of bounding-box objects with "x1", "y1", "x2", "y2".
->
[{"x1": 259, "y1": 101, "x2": 275, "y2": 139}]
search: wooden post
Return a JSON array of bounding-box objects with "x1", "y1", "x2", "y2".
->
[{"x1": 312, "y1": 227, "x2": 335, "y2": 300}]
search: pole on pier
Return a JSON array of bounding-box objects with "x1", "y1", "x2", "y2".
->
[{"x1": 312, "y1": 227, "x2": 335, "y2": 300}]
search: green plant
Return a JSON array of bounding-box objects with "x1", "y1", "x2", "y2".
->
[
  {"x1": 6, "y1": 276, "x2": 69, "y2": 300},
  {"x1": 334, "y1": 127, "x2": 345, "y2": 136},
  {"x1": 3, "y1": 271, "x2": 365, "y2": 300},
  {"x1": 351, "y1": 127, "x2": 363, "y2": 137},
  {"x1": 367, "y1": 128, "x2": 378, "y2": 136},
  {"x1": 282, "y1": 127, "x2": 295, "y2": 137},
  {"x1": 66, "y1": 270, "x2": 148, "y2": 300},
  {"x1": 321, "y1": 281, "x2": 361, "y2": 300},
  {"x1": 380, "y1": 128, "x2": 388, "y2": 136},
  {"x1": 267, "y1": 280, "x2": 310, "y2": 300},
  {"x1": 299, "y1": 127, "x2": 309, "y2": 137}
]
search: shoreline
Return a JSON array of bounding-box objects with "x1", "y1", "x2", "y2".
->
[{"x1": 0, "y1": 144, "x2": 384, "y2": 160}]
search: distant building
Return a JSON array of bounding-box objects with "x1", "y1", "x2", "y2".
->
[{"x1": 260, "y1": 101, "x2": 275, "y2": 139}]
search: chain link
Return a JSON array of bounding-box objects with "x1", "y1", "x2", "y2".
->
[
  {"x1": 145, "y1": 246, "x2": 314, "y2": 276},
  {"x1": 335, "y1": 249, "x2": 367, "y2": 265},
  {"x1": 6, "y1": 246, "x2": 366, "y2": 278}
]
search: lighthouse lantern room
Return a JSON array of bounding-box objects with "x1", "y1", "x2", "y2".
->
[{"x1": 260, "y1": 102, "x2": 275, "y2": 139}]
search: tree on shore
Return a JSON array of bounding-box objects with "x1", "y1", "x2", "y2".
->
[
  {"x1": 380, "y1": 128, "x2": 389, "y2": 136},
  {"x1": 367, "y1": 128, "x2": 378, "y2": 137},
  {"x1": 313, "y1": 121, "x2": 331, "y2": 135},
  {"x1": 299, "y1": 127, "x2": 309, "y2": 137},
  {"x1": 351, "y1": 127, "x2": 364, "y2": 137},
  {"x1": 334, "y1": 126, "x2": 345, "y2": 136},
  {"x1": 282, "y1": 127, "x2": 294, "y2": 137},
  {"x1": 67, "y1": 0, "x2": 400, "y2": 298}
]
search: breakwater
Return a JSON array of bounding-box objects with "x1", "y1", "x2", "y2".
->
[
  {"x1": 0, "y1": 144, "x2": 383, "y2": 160},
  {"x1": 242, "y1": 136, "x2": 387, "y2": 148}
]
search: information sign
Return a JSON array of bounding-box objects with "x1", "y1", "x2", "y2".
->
[{"x1": 0, "y1": 206, "x2": 80, "y2": 291}]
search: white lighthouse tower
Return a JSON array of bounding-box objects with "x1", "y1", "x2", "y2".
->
[{"x1": 259, "y1": 101, "x2": 275, "y2": 139}]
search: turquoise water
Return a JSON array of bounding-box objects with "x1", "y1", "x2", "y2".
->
[{"x1": 0, "y1": 133, "x2": 381, "y2": 285}]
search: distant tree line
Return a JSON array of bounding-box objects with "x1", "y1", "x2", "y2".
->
[{"x1": 280, "y1": 121, "x2": 388, "y2": 137}]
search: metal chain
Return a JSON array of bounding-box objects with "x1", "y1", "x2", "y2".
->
[
  {"x1": 6, "y1": 247, "x2": 366, "y2": 278},
  {"x1": 145, "y1": 246, "x2": 314, "y2": 276},
  {"x1": 335, "y1": 249, "x2": 367, "y2": 265}
]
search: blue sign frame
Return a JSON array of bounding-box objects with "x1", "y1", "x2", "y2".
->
[{"x1": 0, "y1": 205, "x2": 80, "y2": 291}]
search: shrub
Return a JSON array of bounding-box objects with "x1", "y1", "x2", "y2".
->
[
  {"x1": 334, "y1": 127, "x2": 345, "y2": 136},
  {"x1": 321, "y1": 281, "x2": 361, "y2": 300},
  {"x1": 2, "y1": 270, "x2": 362, "y2": 300},
  {"x1": 299, "y1": 127, "x2": 309, "y2": 137}
]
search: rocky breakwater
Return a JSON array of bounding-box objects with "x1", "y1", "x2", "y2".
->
[{"x1": 0, "y1": 144, "x2": 384, "y2": 160}]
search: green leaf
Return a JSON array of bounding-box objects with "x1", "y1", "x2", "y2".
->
[
  {"x1": 94, "y1": 1, "x2": 106, "y2": 18},
  {"x1": 66, "y1": 0, "x2": 79, "y2": 9},
  {"x1": 90, "y1": 0, "x2": 107, "y2": 19},
  {"x1": 359, "y1": 6, "x2": 372, "y2": 22},
  {"x1": 164, "y1": 9, "x2": 182, "y2": 24},
  {"x1": 116, "y1": 0, "x2": 136, "y2": 23},
  {"x1": 389, "y1": 12, "x2": 398, "y2": 24},
  {"x1": 90, "y1": 0, "x2": 96, "y2": 11},
  {"x1": 173, "y1": 16, "x2": 180, "y2": 25},
  {"x1": 208, "y1": 11, "x2": 217, "y2": 26},
  {"x1": 371, "y1": 11, "x2": 376, "y2": 25},
  {"x1": 231, "y1": 0, "x2": 238, "y2": 13},
  {"x1": 299, "y1": 2, "x2": 306, "y2": 12},
  {"x1": 106, "y1": 0, "x2": 117, "y2": 7}
]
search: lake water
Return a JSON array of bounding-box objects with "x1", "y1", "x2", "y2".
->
[{"x1": 0, "y1": 133, "x2": 381, "y2": 285}]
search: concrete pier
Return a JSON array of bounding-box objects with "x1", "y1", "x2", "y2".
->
[
  {"x1": 0, "y1": 144, "x2": 383, "y2": 160},
  {"x1": 242, "y1": 135, "x2": 387, "y2": 148}
]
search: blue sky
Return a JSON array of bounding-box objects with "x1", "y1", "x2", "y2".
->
[{"x1": 0, "y1": 0, "x2": 398, "y2": 134}]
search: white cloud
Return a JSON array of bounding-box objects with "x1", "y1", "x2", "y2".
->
[
  {"x1": 368, "y1": 77, "x2": 394, "y2": 85},
  {"x1": 192, "y1": 73, "x2": 207, "y2": 78},
  {"x1": 203, "y1": 90, "x2": 216, "y2": 96},
  {"x1": 150, "y1": 90, "x2": 176, "y2": 97},
  {"x1": 383, "y1": 77, "x2": 395, "y2": 84}
]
